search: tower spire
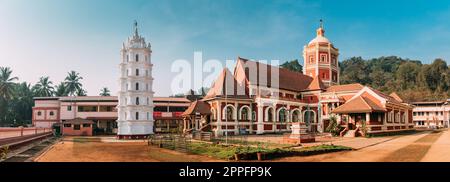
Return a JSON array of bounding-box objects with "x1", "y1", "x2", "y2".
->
[
  {"x1": 133, "y1": 20, "x2": 139, "y2": 37},
  {"x1": 317, "y1": 19, "x2": 325, "y2": 37}
]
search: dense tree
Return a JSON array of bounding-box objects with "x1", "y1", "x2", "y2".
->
[
  {"x1": 99, "y1": 87, "x2": 111, "y2": 96},
  {"x1": 54, "y1": 82, "x2": 68, "y2": 96},
  {"x1": 76, "y1": 88, "x2": 87, "y2": 96},
  {"x1": 0, "y1": 67, "x2": 18, "y2": 99},
  {"x1": 340, "y1": 56, "x2": 449, "y2": 102},
  {"x1": 32, "y1": 76, "x2": 55, "y2": 97},
  {"x1": 64, "y1": 71, "x2": 83, "y2": 96},
  {"x1": 280, "y1": 59, "x2": 303, "y2": 73}
]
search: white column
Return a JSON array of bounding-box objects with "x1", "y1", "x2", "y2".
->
[
  {"x1": 257, "y1": 103, "x2": 264, "y2": 134},
  {"x1": 215, "y1": 101, "x2": 222, "y2": 137},
  {"x1": 234, "y1": 102, "x2": 239, "y2": 134}
]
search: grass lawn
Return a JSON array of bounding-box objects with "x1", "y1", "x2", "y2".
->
[
  {"x1": 187, "y1": 142, "x2": 352, "y2": 160},
  {"x1": 211, "y1": 138, "x2": 297, "y2": 148}
]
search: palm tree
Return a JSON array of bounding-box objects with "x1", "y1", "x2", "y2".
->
[
  {"x1": 55, "y1": 82, "x2": 68, "y2": 96},
  {"x1": 0, "y1": 67, "x2": 18, "y2": 99},
  {"x1": 33, "y1": 76, "x2": 55, "y2": 97},
  {"x1": 76, "y1": 88, "x2": 87, "y2": 96},
  {"x1": 65, "y1": 71, "x2": 83, "y2": 96},
  {"x1": 99, "y1": 87, "x2": 111, "y2": 96}
]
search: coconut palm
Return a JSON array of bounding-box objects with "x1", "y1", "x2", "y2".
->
[
  {"x1": 54, "y1": 82, "x2": 68, "y2": 96},
  {"x1": 0, "y1": 67, "x2": 18, "y2": 99},
  {"x1": 99, "y1": 87, "x2": 111, "y2": 96},
  {"x1": 76, "y1": 88, "x2": 87, "y2": 96},
  {"x1": 64, "y1": 71, "x2": 83, "y2": 96},
  {"x1": 33, "y1": 76, "x2": 55, "y2": 97}
]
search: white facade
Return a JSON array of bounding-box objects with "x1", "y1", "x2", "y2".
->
[
  {"x1": 117, "y1": 21, "x2": 155, "y2": 137},
  {"x1": 412, "y1": 100, "x2": 450, "y2": 129}
]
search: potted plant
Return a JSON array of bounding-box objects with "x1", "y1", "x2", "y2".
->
[
  {"x1": 234, "y1": 146, "x2": 242, "y2": 161},
  {"x1": 256, "y1": 143, "x2": 265, "y2": 161}
]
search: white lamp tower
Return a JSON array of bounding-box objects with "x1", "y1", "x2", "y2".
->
[{"x1": 117, "y1": 21, "x2": 154, "y2": 139}]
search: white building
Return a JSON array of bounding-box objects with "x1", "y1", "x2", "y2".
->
[
  {"x1": 411, "y1": 99, "x2": 450, "y2": 129},
  {"x1": 116, "y1": 21, "x2": 155, "y2": 139}
]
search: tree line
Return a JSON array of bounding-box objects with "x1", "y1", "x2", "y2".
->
[
  {"x1": 0, "y1": 67, "x2": 111, "y2": 126},
  {"x1": 339, "y1": 56, "x2": 449, "y2": 102},
  {"x1": 281, "y1": 57, "x2": 449, "y2": 102}
]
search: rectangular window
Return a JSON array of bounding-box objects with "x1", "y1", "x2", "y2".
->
[
  {"x1": 82, "y1": 124, "x2": 91, "y2": 128},
  {"x1": 74, "y1": 124, "x2": 81, "y2": 130},
  {"x1": 67, "y1": 106, "x2": 72, "y2": 111},
  {"x1": 99, "y1": 106, "x2": 115, "y2": 112},
  {"x1": 78, "y1": 106, "x2": 98, "y2": 112},
  {"x1": 64, "y1": 124, "x2": 71, "y2": 128}
]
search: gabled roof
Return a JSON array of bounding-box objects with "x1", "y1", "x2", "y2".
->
[
  {"x1": 235, "y1": 57, "x2": 313, "y2": 92},
  {"x1": 182, "y1": 100, "x2": 211, "y2": 116},
  {"x1": 325, "y1": 83, "x2": 364, "y2": 93},
  {"x1": 204, "y1": 68, "x2": 243, "y2": 99},
  {"x1": 331, "y1": 96, "x2": 386, "y2": 114},
  {"x1": 389, "y1": 92, "x2": 403, "y2": 103},
  {"x1": 305, "y1": 76, "x2": 326, "y2": 91}
]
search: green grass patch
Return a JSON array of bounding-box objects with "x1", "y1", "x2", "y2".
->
[
  {"x1": 186, "y1": 142, "x2": 352, "y2": 160},
  {"x1": 211, "y1": 138, "x2": 296, "y2": 148}
]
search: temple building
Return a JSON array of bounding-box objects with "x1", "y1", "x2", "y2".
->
[{"x1": 184, "y1": 22, "x2": 415, "y2": 137}]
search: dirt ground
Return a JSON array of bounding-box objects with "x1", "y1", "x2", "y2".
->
[
  {"x1": 35, "y1": 137, "x2": 224, "y2": 162},
  {"x1": 272, "y1": 129, "x2": 450, "y2": 162},
  {"x1": 35, "y1": 129, "x2": 450, "y2": 162}
]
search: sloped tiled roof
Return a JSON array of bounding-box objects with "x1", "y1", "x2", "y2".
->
[
  {"x1": 236, "y1": 57, "x2": 313, "y2": 92},
  {"x1": 182, "y1": 100, "x2": 211, "y2": 116},
  {"x1": 332, "y1": 96, "x2": 386, "y2": 114},
  {"x1": 203, "y1": 68, "x2": 243, "y2": 99},
  {"x1": 389, "y1": 92, "x2": 403, "y2": 103},
  {"x1": 325, "y1": 83, "x2": 364, "y2": 93},
  {"x1": 305, "y1": 75, "x2": 326, "y2": 91}
]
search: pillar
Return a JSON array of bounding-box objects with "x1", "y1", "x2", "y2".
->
[
  {"x1": 234, "y1": 102, "x2": 239, "y2": 134},
  {"x1": 257, "y1": 104, "x2": 264, "y2": 134},
  {"x1": 215, "y1": 101, "x2": 222, "y2": 137}
]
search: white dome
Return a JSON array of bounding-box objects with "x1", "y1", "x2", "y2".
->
[{"x1": 308, "y1": 36, "x2": 330, "y2": 45}]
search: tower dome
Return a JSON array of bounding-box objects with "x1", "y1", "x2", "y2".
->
[
  {"x1": 303, "y1": 19, "x2": 340, "y2": 87},
  {"x1": 308, "y1": 19, "x2": 331, "y2": 45}
]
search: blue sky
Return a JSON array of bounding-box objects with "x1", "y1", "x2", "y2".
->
[{"x1": 0, "y1": 0, "x2": 449, "y2": 96}]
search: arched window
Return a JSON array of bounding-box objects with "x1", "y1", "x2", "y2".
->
[
  {"x1": 136, "y1": 97, "x2": 140, "y2": 105},
  {"x1": 292, "y1": 110, "x2": 301, "y2": 122},
  {"x1": 240, "y1": 107, "x2": 249, "y2": 120},
  {"x1": 135, "y1": 112, "x2": 139, "y2": 120},
  {"x1": 278, "y1": 108, "x2": 287, "y2": 122},
  {"x1": 266, "y1": 108, "x2": 274, "y2": 122},
  {"x1": 135, "y1": 82, "x2": 139, "y2": 91},
  {"x1": 226, "y1": 106, "x2": 234, "y2": 121},
  {"x1": 303, "y1": 110, "x2": 315, "y2": 124},
  {"x1": 136, "y1": 69, "x2": 139, "y2": 76},
  {"x1": 135, "y1": 54, "x2": 139, "y2": 62}
]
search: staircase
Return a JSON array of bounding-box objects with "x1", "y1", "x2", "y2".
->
[{"x1": 343, "y1": 130, "x2": 356, "y2": 137}]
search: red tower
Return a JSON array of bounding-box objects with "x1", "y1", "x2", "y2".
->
[{"x1": 303, "y1": 20, "x2": 339, "y2": 87}]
